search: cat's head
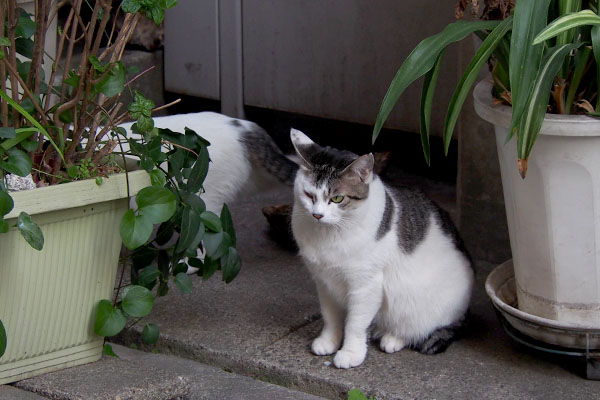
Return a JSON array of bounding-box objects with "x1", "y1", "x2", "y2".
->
[{"x1": 290, "y1": 128, "x2": 374, "y2": 225}]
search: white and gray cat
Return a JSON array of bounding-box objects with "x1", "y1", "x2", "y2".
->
[
  {"x1": 122, "y1": 112, "x2": 298, "y2": 214},
  {"x1": 289, "y1": 128, "x2": 473, "y2": 369}
]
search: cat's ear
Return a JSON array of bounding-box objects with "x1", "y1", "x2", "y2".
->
[
  {"x1": 290, "y1": 128, "x2": 317, "y2": 169},
  {"x1": 341, "y1": 153, "x2": 374, "y2": 183}
]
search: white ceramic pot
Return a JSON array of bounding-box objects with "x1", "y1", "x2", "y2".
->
[{"x1": 474, "y1": 80, "x2": 600, "y2": 328}]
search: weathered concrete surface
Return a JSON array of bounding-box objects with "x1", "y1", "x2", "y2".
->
[
  {"x1": 0, "y1": 385, "x2": 45, "y2": 399},
  {"x1": 112, "y1": 183, "x2": 599, "y2": 400},
  {"x1": 15, "y1": 344, "x2": 324, "y2": 400}
]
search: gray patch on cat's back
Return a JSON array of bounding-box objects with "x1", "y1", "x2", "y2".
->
[
  {"x1": 230, "y1": 119, "x2": 242, "y2": 128},
  {"x1": 238, "y1": 124, "x2": 298, "y2": 185},
  {"x1": 391, "y1": 187, "x2": 433, "y2": 254},
  {"x1": 376, "y1": 190, "x2": 394, "y2": 241}
]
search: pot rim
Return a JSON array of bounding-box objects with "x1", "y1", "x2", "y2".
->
[{"x1": 473, "y1": 80, "x2": 600, "y2": 137}]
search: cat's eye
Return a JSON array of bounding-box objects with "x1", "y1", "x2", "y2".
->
[
  {"x1": 304, "y1": 191, "x2": 315, "y2": 202},
  {"x1": 331, "y1": 195, "x2": 344, "y2": 203}
]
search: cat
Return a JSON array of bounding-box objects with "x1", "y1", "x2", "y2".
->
[
  {"x1": 121, "y1": 112, "x2": 298, "y2": 214},
  {"x1": 289, "y1": 128, "x2": 473, "y2": 369}
]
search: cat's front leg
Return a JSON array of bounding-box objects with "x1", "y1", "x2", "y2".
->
[
  {"x1": 334, "y1": 280, "x2": 383, "y2": 369},
  {"x1": 312, "y1": 283, "x2": 344, "y2": 355}
]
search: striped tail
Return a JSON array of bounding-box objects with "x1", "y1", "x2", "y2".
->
[{"x1": 413, "y1": 314, "x2": 469, "y2": 355}]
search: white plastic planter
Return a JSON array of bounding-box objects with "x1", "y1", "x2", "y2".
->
[
  {"x1": 474, "y1": 80, "x2": 600, "y2": 328},
  {"x1": 0, "y1": 171, "x2": 149, "y2": 384}
]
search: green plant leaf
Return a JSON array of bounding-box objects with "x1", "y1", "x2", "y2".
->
[
  {"x1": 135, "y1": 265, "x2": 161, "y2": 289},
  {"x1": 0, "y1": 219, "x2": 8, "y2": 233},
  {"x1": 444, "y1": 15, "x2": 513, "y2": 154},
  {"x1": 149, "y1": 169, "x2": 166, "y2": 187},
  {"x1": 174, "y1": 272, "x2": 193, "y2": 294},
  {"x1": 202, "y1": 256, "x2": 219, "y2": 280},
  {"x1": 94, "y1": 62, "x2": 126, "y2": 98},
  {"x1": 142, "y1": 323, "x2": 160, "y2": 344},
  {"x1": 17, "y1": 212, "x2": 43, "y2": 250},
  {"x1": 347, "y1": 388, "x2": 368, "y2": 400},
  {"x1": 120, "y1": 209, "x2": 154, "y2": 249},
  {"x1": 0, "y1": 127, "x2": 16, "y2": 139},
  {"x1": 419, "y1": 50, "x2": 443, "y2": 166},
  {"x1": 534, "y1": 9, "x2": 600, "y2": 44},
  {"x1": 186, "y1": 145, "x2": 210, "y2": 193},
  {"x1": 0, "y1": 191, "x2": 14, "y2": 216},
  {"x1": 122, "y1": 285, "x2": 154, "y2": 318},
  {"x1": 372, "y1": 19, "x2": 500, "y2": 143},
  {"x1": 222, "y1": 247, "x2": 241, "y2": 283},
  {"x1": 0, "y1": 319, "x2": 6, "y2": 358},
  {"x1": 94, "y1": 299, "x2": 126, "y2": 337},
  {"x1": 0, "y1": 89, "x2": 64, "y2": 161},
  {"x1": 14, "y1": 38, "x2": 33, "y2": 58},
  {"x1": 0, "y1": 37, "x2": 10, "y2": 46},
  {"x1": 565, "y1": 46, "x2": 591, "y2": 113},
  {"x1": 0, "y1": 148, "x2": 32, "y2": 176},
  {"x1": 136, "y1": 186, "x2": 177, "y2": 224},
  {"x1": 220, "y1": 204, "x2": 236, "y2": 247},
  {"x1": 103, "y1": 343, "x2": 119, "y2": 357},
  {"x1": 121, "y1": 0, "x2": 142, "y2": 13},
  {"x1": 177, "y1": 206, "x2": 203, "y2": 253},
  {"x1": 517, "y1": 43, "x2": 581, "y2": 174},
  {"x1": 200, "y1": 211, "x2": 222, "y2": 232},
  {"x1": 508, "y1": 0, "x2": 552, "y2": 139},
  {"x1": 203, "y1": 231, "x2": 225, "y2": 258}
]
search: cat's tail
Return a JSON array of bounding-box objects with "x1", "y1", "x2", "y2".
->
[
  {"x1": 240, "y1": 124, "x2": 299, "y2": 185},
  {"x1": 413, "y1": 314, "x2": 469, "y2": 355}
]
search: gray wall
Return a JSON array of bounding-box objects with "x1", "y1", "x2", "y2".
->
[{"x1": 164, "y1": 0, "x2": 459, "y2": 136}]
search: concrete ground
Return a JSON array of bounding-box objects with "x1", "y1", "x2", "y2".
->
[{"x1": 3, "y1": 171, "x2": 599, "y2": 399}]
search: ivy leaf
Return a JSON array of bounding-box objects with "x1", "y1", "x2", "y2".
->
[
  {"x1": 0, "y1": 127, "x2": 16, "y2": 138},
  {"x1": 119, "y1": 209, "x2": 153, "y2": 249},
  {"x1": 200, "y1": 211, "x2": 222, "y2": 232},
  {"x1": 88, "y1": 55, "x2": 108, "y2": 72},
  {"x1": 221, "y1": 247, "x2": 241, "y2": 283},
  {"x1": 0, "y1": 319, "x2": 6, "y2": 358},
  {"x1": 0, "y1": 148, "x2": 32, "y2": 176},
  {"x1": 174, "y1": 272, "x2": 193, "y2": 294},
  {"x1": 103, "y1": 344, "x2": 119, "y2": 357},
  {"x1": 17, "y1": 212, "x2": 43, "y2": 250},
  {"x1": 347, "y1": 389, "x2": 369, "y2": 400},
  {"x1": 94, "y1": 299, "x2": 126, "y2": 337},
  {"x1": 94, "y1": 62, "x2": 126, "y2": 98},
  {"x1": 142, "y1": 323, "x2": 160, "y2": 344},
  {"x1": 136, "y1": 186, "x2": 177, "y2": 224},
  {"x1": 128, "y1": 91, "x2": 155, "y2": 118},
  {"x1": 121, "y1": 0, "x2": 142, "y2": 14},
  {"x1": 160, "y1": 0, "x2": 178, "y2": 9},
  {"x1": 0, "y1": 37, "x2": 10, "y2": 46},
  {"x1": 122, "y1": 285, "x2": 154, "y2": 318},
  {"x1": 0, "y1": 191, "x2": 14, "y2": 216}
]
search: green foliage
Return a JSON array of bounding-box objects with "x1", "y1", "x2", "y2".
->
[
  {"x1": 121, "y1": 0, "x2": 178, "y2": 25},
  {"x1": 348, "y1": 388, "x2": 376, "y2": 400},
  {"x1": 103, "y1": 343, "x2": 119, "y2": 357},
  {"x1": 373, "y1": 0, "x2": 600, "y2": 178},
  {"x1": 0, "y1": 320, "x2": 6, "y2": 358},
  {"x1": 142, "y1": 323, "x2": 160, "y2": 344}
]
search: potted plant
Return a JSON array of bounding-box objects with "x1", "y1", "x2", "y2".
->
[
  {"x1": 0, "y1": 0, "x2": 240, "y2": 383},
  {"x1": 372, "y1": 0, "x2": 600, "y2": 343}
]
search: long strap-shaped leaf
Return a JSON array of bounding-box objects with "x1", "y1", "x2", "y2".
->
[
  {"x1": 534, "y1": 10, "x2": 600, "y2": 44},
  {"x1": 509, "y1": 0, "x2": 552, "y2": 140},
  {"x1": 517, "y1": 43, "x2": 582, "y2": 178},
  {"x1": 372, "y1": 19, "x2": 500, "y2": 143},
  {"x1": 592, "y1": 8, "x2": 600, "y2": 111},
  {"x1": 419, "y1": 50, "x2": 444, "y2": 166},
  {"x1": 443, "y1": 16, "x2": 513, "y2": 155},
  {"x1": 0, "y1": 89, "x2": 64, "y2": 162}
]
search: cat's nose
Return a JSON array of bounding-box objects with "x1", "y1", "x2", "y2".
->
[{"x1": 312, "y1": 213, "x2": 324, "y2": 220}]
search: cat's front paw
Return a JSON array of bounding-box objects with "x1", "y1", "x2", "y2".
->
[
  {"x1": 379, "y1": 334, "x2": 405, "y2": 354},
  {"x1": 311, "y1": 336, "x2": 340, "y2": 355},
  {"x1": 333, "y1": 347, "x2": 366, "y2": 369}
]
